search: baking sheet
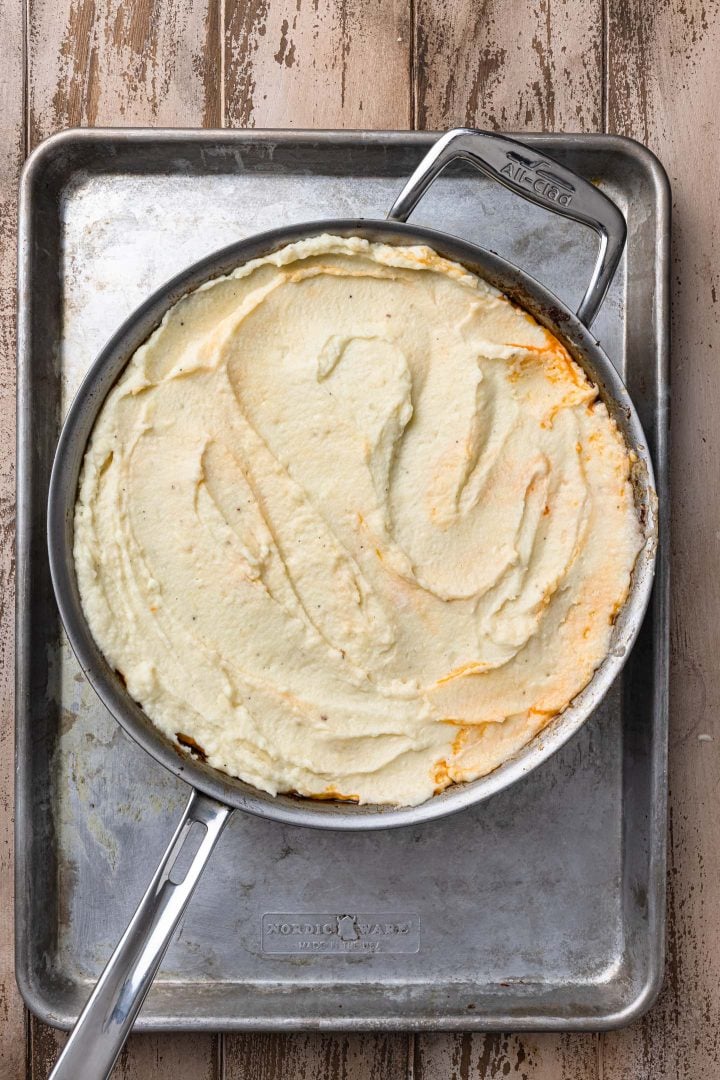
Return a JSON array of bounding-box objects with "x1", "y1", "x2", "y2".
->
[{"x1": 16, "y1": 129, "x2": 670, "y2": 1031}]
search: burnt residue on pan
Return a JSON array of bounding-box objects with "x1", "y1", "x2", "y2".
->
[{"x1": 175, "y1": 732, "x2": 208, "y2": 762}]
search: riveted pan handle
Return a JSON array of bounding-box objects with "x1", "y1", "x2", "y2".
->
[
  {"x1": 49, "y1": 790, "x2": 232, "y2": 1080},
  {"x1": 387, "y1": 128, "x2": 626, "y2": 329}
]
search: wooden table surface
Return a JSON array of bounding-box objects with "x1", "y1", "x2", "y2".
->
[{"x1": 1, "y1": 0, "x2": 717, "y2": 1076}]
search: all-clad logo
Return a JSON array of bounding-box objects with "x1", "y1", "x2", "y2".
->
[
  {"x1": 262, "y1": 912, "x2": 421, "y2": 955},
  {"x1": 501, "y1": 152, "x2": 575, "y2": 206}
]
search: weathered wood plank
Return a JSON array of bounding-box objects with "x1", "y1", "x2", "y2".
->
[
  {"x1": 413, "y1": 1033, "x2": 599, "y2": 1080},
  {"x1": 411, "y1": 1, "x2": 603, "y2": 1076},
  {"x1": 27, "y1": 1029, "x2": 220, "y2": 1080},
  {"x1": 601, "y1": 3, "x2": 720, "y2": 1074},
  {"x1": 414, "y1": 0, "x2": 601, "y2": 132},
  {"x1": 26, "y1": 0, "x2": 220, "y2": 1075},
  {"x1": 28, "y1": 0, "x2": 220, "y2": 142},
  {"x1": 223, "y1": 1032, "x2": 410, "y2": 1080},
  {"x1": 113, "y1": 1036, "x2": 220, "y2": 1080},
  {"x1": 26, "y1": 1025, "x2": 67, "y2": 1080},
  {"x1": 0, "y1": 0, "x2": 27, "y2": 1071},
  {"x1": 224, "y1": 0, "x2": 411, "y2": 128}
]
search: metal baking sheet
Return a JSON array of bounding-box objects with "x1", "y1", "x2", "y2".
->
[{"x1": 16, "y1": 129, "x2": 670, "y2": 1031}]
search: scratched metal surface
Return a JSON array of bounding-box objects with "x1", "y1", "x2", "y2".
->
[{"x1": 15, "y1": 130, "x2": 669, "y2": 1031}]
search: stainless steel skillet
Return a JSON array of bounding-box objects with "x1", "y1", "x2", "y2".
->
[{"x1": 46, "y1": 129, "x2": 657, "y2": 1079}]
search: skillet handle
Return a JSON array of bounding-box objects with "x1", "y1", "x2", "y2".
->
[
  {"x1": 387, "y1": 128, "x2": 626, "y2": 329},
  {"x1": 49, "y1": 790, "x2": 232, "y2": 1080}
]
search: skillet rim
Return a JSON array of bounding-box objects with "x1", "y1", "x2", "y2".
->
[{"x1": 47, "y1": 217, "x2": 657, "y2": 830}]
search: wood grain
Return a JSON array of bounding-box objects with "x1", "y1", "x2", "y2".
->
[
  {"x1": 602, "y1": 3, "x2": 720, "y2": 1074},
  {"x1": 224, "y1": 0, "x2": 411, "y2": 128},
  {"x1": 0, "y1": 0, "x2": 26, "y2": 1073},
  {"x1": 112, "y1": 1036, "x2": 220, "y2": 1080},
  {"x1": 28, "y1": 0, "x2": 220, "y2": 142},
  {"x1": 25, "y1": 0, "x2": 221, "y2": 1074},
  {"x1": 29, "y1": 1028, "x2": 222, "y2": 1080},
  {"x1": 223, "y1": 1033, "x2": 410, "y2": 1080},
  {"x1": 413, "y1": 1033, "x2": 600, "y2": 1080},
  {"x1": 26, "y1": 1024, "x2": 67, "y2": 1080},
  {"x1": 27, "y1": 1023, "x2": 222, "y2": 1080},
  {"x1": 414, "y1": 0, "x2": 602, "y2": 131}
]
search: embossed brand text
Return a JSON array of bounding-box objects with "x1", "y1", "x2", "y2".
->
[{"x1": 501, "y1": 162, "x2": 573, "y2": 206}]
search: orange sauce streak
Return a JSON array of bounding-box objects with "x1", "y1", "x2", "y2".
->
[{"x1": 435, "y1": 661, "x2": 491, "y2": 687}]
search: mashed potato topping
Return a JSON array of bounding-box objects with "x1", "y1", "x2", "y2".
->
[{"x1": 74, "y1": 235, "x2": 644, "y2": 806}]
